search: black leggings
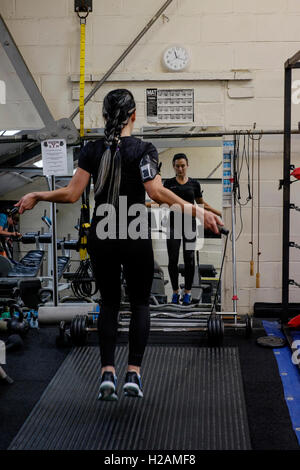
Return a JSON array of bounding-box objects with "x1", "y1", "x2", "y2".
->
[
  {"x1": 166, "y1": 223, "x2": 196, "y2": 292},
  {"x1": 87, "y1": 233, "x2": 154, "y2": 368}
]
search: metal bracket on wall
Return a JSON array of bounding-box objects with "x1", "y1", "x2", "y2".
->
[
  {"x1": 28, "y1": 118, "x2": 79, "y2": 144},
  {"x1": 0, "y1": 15, "x2": 79, "y2": 144},
  {"x1": 75, "y1": 0, "x2": 93, "y2": 13}
]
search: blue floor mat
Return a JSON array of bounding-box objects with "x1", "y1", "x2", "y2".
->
[{"x1": 262, "y1": 320, "x2": 300, "y2": 445}]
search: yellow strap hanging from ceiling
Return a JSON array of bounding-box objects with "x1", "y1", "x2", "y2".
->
[{"x1": 79, "y1": 19, "x2": 86, "y2": 138}]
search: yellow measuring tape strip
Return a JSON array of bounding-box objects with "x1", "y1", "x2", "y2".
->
[
  {"x1": 79, "y1": 223, "x2": 90, "y2": 261},
  {"x1": 79, "y1": 19, "x2": 86, "y2": 138},
  {"x1": 79, "y1": 203, "x2": 91, "y2": 261}
]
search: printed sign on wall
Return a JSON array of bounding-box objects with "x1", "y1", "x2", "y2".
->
[
  {"x1": 222, "y1": 139, "x2": 233, "y2": 207},
  {"x1": 146, "y1": 88, "x2": 194, "y2": 123},
  {"x1": 41, "y1": 139, "x2": 68, "y2": 176}
]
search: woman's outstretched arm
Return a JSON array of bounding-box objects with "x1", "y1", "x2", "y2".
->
[
  {"x1": 144, "y1": 175, "x2": 223, "y2": 234},
  {"x1": 15, "y1": 168, "x2": 91, "y2": 214}
]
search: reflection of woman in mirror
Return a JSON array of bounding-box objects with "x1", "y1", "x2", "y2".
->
[{"x1": 164, "y1": 153, "x2": 222, "y2": 305}]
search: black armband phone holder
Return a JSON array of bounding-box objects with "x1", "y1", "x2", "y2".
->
[{"x1": 139, "y1": 154, "x2": 159, "y2": 183}]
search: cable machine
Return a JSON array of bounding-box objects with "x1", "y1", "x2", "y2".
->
[
  {"x1": 282, "y1": 51, "x2": 300, "y2": 323},
  {"x1": 279, "y1": 51, "x2": 300, "y2": 362}
]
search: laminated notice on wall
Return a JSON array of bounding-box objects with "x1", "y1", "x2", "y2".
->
[
  {"x1": 41, "y1": 139, "x2": 68, "y2": 176},
  {"x1": 146, "y1": 88, "x2": 194, "y2": 123},
  {"x1": 222, "y1": 139, "x2": 233, "y2": 207}
]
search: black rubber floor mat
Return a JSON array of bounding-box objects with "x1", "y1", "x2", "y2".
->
[{"x1": 9, "y1": 346, "x2": 251, "y2": 450}]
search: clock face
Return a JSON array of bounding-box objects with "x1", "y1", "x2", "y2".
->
[{"x1": 163, "y1": 46, "x2": 190, "y2": 71}]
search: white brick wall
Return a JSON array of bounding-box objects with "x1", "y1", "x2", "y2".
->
[
  {"x1": 123, "y1": 45, "x2": 165, "y2": 73},
  {"x1": 19, "y1": 45, "x2": 70, "y2": 74},
  {"x1": 189, "y1": 44, "x2": 235, "y2": 71},
  {"x1": 41, "y1": 75, "x2": 71, "y2": 102},
  {"x1": 194, "y1": 82, "x2": 223, "y2": 102},
  {"x1": 146, "y1": 15, "x2": 202, "y2": 45},
  {"x1": 225, "y1": 98, "x2": 284, "y2": 127},
  {"x1": 92, "y1": 16, "x2": 147, "y2": 47},
  {"x1": 287, "y1": 0, "x2": 300, "y2": 12},
  {"x1": 0, "y1": 0, "x2": 16, "y2": 19},
  {"x1": 1, "y1": 0, "x2": 300, "y2": 313},
  {"x1": 254, "y1": 70, "x2": 284, "y2": 98},
  {"x1": 15, "y1": 0, "x2": 68, "y2": 18},
  {"x1": 202, "y1": 14, "x2": 256, "y2": 43},
  {"x1": 38, "y1": 17, "x2": 93, "y2": 47},
  {"x1": 178, "y1": 0, "x2": 233, "y2": 15},
  {"x1": 5, "y1": 19, "x2": 39, "y2": 45},
  {"x1": 233, "y1": 42, "x2": 286, "y2": 70},
  {"x1": 256, "y1": 14, "x2": 286, "y2": 42},
  {"x1": 122, "y1": 0, "x2": 173, "y2": 17},
  {"x1": 255, "y1": 0, "x2": 287, "y2": 13}
]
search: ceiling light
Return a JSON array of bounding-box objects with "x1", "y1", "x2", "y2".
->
[{"x1": 3, "y1": 130, "x2": 20, "y2": 136}]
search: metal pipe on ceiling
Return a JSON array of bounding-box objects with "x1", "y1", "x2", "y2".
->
[{"x1": 1, "y1": 128, "x2": 300, "y2": 146}]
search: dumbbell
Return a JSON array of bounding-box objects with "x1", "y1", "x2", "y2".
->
[
  {"x1": 6, "y1": 334, "x2": 24, "y2": 352},
  {"x1": 7, "y1": 306, "x2": 29, "y2": 338}
]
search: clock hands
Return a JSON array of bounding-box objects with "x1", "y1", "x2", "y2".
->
[
  {"x1": 174, "y1": 50, "x2": 187, "y2": 61},
  {"x1": 174, "y1": 50, "x2": 185, "y2": 62},
  {"x1": 164, "y1": 47, "x2": 188, "y2": 70}
]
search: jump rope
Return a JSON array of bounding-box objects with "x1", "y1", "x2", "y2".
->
[
  {"x1": 71, "y1": 179, "x2": 98, "y2": 299},
  {"x1": 210, "y1": 225, "x2": 229, "y2": 313},
  {"x1": 232, "y1": 131, "x2": 263, "y2": 284},
  {"x1": 210, "y1": 130, "x2": 262, "y2": 313}
]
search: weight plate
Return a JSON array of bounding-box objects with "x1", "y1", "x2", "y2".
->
[
  {"x1": 256, "y1": 336, "x2": 287, "y2": 348},
  {"x1": 70, "y1": 314, "x2": 88, "y2": 346},
  {"x1": 207, "y1": 316, "x2": 213, "y2": 340},
  {"x1": 79, "y1": 315, "x2": 88, "y2": 346},
  {"x1": 215, "y1": 316, "x2": 224, "y2": 343},
  {"x1": 70, "y1": 315, "x2": 81, "y2": 346},
  {"x1": 70, "y1": 316, "x2": 76, "y2": 339},
  {"x1": 218, "y1": 316, "x2": 224, "y2": 341},
  {"x1": 207, "y1": 315, "x2": 224, "y2": 345},
  {"x1": 70, "y1": 316, "x2": 75, "y2": 337},
  {"x1": 213, "y1": 317, "x2": 218, "y2": 339},
  {"x1": 245, "y1": 314, "x2": 252, "y2": 338},
  {"x1": 76, "y1": 316, "x2": 81, "y2": 341}
]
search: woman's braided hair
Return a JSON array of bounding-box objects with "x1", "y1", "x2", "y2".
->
[{"x1": 94, "y1": 89, "x2": 136, "y2": 205}]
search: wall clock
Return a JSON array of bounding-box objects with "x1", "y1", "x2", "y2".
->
[{"x1": 163, "y1": 46, "x2": 190, "y2": 72}]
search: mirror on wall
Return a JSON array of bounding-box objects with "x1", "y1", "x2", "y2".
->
[{"x1": 145, "y1": 137, "x2": 223, "y2": 309}]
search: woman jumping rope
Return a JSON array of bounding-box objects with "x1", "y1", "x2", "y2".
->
[{"x1": 15, "y1": 89, "x2": 223, "y2": 401}]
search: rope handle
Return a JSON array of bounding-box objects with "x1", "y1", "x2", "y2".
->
[{"x1": 256, "y1": 272, "x2": 260, "y2": 288}]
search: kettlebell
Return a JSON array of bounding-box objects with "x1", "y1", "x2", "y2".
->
[
  {"x1": 8, "y1": 305, "x2": 29, "y2": 338},
  {"x1": 5, "y1": 334, "x2": 24, "y2": 352}
]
